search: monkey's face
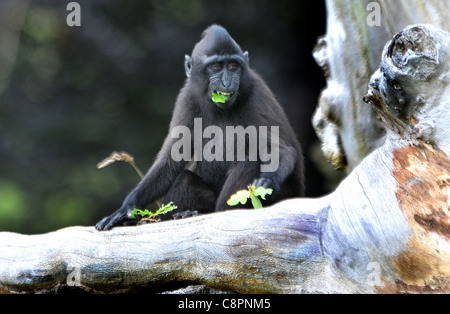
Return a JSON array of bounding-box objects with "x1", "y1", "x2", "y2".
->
[
  {"x1": 183, "y1": 26, "x2": 250, "y2": 110},
  {"x1": 204, "y1": 56, "x2": 244, "y2": 109},
  {"x1": 186, "y1": 52, "x2": 248, "y2": 110}
]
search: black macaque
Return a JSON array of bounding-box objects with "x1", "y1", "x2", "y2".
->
[{"x1": 96, "y1": 25, "x2": 304, "y2": 231}]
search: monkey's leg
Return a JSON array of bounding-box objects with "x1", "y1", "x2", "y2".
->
[
  {"x1": 214, "y1": 161, "x2": 261, "y2": 212},
  {"x1": 161, "y1": 170, "x2": 217, "y2": 220}
]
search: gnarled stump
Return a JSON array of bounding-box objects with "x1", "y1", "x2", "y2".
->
[{"x1": 313, "y1": 0, "x2": 450, "y2": 171}]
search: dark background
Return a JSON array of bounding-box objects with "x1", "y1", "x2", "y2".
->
[{"x1": 0, "y1": 0, "x2": 330, "y2": 234}]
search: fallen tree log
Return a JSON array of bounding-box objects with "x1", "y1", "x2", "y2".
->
[{"x1": 0, "y1": 24, "x2": 449, "y2": 294}]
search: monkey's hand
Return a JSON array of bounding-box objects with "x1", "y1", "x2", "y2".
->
[
  {"x1": 251, "y1": 177, "x2": 279, "y2": 191},
  {"x1": 95, "y1": 206, "x2": 137, "y2": 231}
]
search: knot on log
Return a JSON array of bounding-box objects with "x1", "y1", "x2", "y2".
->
[
  {"x1": 387, "y1": 25, "x2": 440, "y2": 80},
  {"x1": 364, "y1": 25, "x2": 450, "y2": 148},
  {"x1": 313, "y1": 36, "x2": 330, "y2": 78}
]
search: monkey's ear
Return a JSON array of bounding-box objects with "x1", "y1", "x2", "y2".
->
[
  {"x1": 184, "y1": 55, "x2": 192, "y2": 78},
  {"x1": 243, "y1": 51, "x2": 249, "y2": 64}
]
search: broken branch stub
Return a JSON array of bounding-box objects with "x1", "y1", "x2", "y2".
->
[
  {"x1": 313, "y1": 0, "x2": 450, "y2": 173},
  {"x1": 364, "y1": 24, "x2": 450, "y2": 155}
]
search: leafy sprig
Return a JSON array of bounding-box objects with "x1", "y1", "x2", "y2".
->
[
  {"x1": 131, "y1": 202, "x2": 178, "y2": 220},
  {"x1": 227, "y1": 185, "x2": 273, "y2": 209}
]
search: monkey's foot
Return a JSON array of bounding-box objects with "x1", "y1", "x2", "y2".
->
[{"x1": 172, "y1": 210, "x2": 199, "y2": 220}]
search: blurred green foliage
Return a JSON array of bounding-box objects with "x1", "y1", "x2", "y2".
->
[
  {"x1": 0, "y1": 0, "x2": 326, "y2": 234},
  {"x1": 0, "y1": 181, "x2": 27, "y2": 230}
]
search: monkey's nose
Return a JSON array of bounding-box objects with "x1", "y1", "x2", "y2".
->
[
  {"x1": 222, "y1": 73, "x2": 232, "y2": 88},
  {"x1": 222, "y1": 80, "x2": 232, "y2": 88}
]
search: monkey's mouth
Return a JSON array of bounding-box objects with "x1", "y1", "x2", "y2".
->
[
  {"x1": 212, "y1": 91, "x2": 234, "y2": 104},
  {"x1": 215, "y1": 91, "x2": 233, "y2": 97}
]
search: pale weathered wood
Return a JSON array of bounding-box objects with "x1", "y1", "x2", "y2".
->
[
  {"x1": 0, "y1": 199, "x2": 343, "y2": 294},
  {"x1": 313, "y1": 0, "x2": 450, "y2": 171}
]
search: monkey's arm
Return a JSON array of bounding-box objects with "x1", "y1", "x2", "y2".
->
[
  {"x1": 253, "y1": 142, "x2": 297, "y2": 191},
  {"x1": 96, "y1": 100, "x2": 194, "y2": 231},
  {"x1": 125, "y1": 143, "x2": 189, "y2": 207},
  {"x1": 96, "y1": 94, "x2": 196, "y2": 231},
  {"x1": 95, "y1": 135, "x2": 189, "y2": 231},
  {"x1": 215, "y1": 142, "x2": 298, "y2": 211}
]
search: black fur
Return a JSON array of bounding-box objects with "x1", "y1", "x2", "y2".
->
[{"x1": 96, "y1": 25, "x2": 304, "y2": 231}]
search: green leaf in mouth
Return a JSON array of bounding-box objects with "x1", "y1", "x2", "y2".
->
[{"x1": 212, "y1": 92, "x2": 229, "y2": 103}]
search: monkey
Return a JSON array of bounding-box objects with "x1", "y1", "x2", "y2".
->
[{"x1": 96, "y1": 25, "x2": 304, "y2": 231}]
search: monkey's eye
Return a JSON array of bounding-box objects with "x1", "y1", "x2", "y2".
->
[
  {"x1": 228, "y1": 63, "x2": 239, "y2": 71},
  {"x1": 210, "y1": 63, "x2": 223, "y2": 72}
]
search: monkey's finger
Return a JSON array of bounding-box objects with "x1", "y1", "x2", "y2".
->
[
  {"x1": 103, "y1": 212, "x2": 126, "y2": 231},
  {"x1": 95, "y1": 211, "x2": 123, "y2": 231},
  {"x1": 95, "y1": 216, "x2": 110, "y2": 231},
  {"x1": 252, "y1": 178, "x2": 272, "y2": 189}
]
